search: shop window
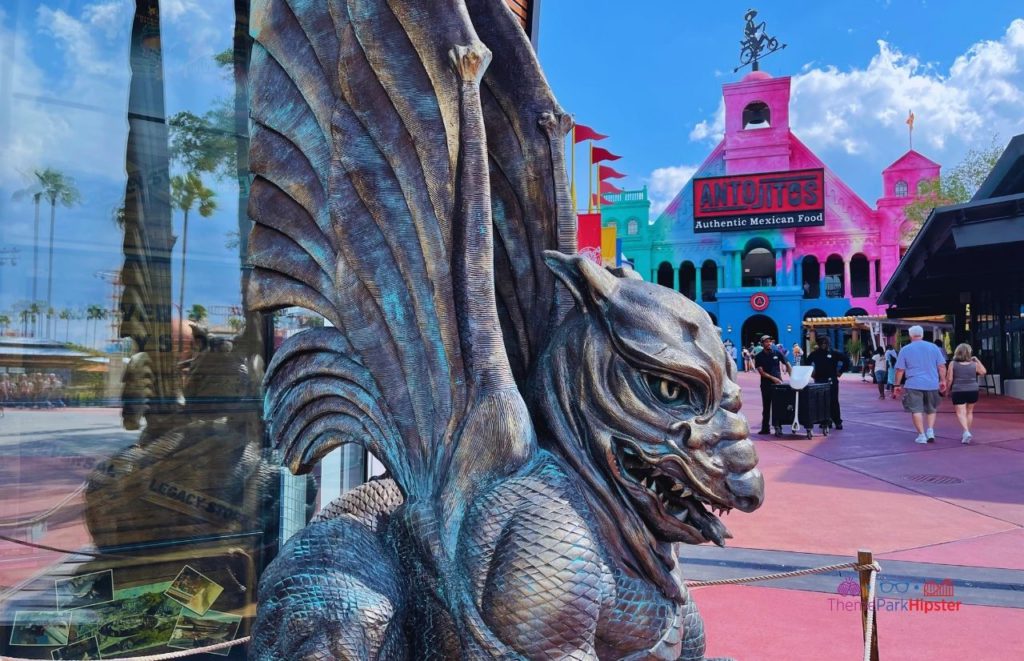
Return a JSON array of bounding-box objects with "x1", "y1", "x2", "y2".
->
[
  {"x1": 802, "y1": 255, "x2": 820, "y2": 299},
  {"x1": 701, "y1": 260, "x2": 718, "y2": 302},
  {"x1": 679, "y1": 261, "x2": 697, "y2": 300},
  {"x1": 895, "y1": 180, "x2": 909, "y2": 197},
  {"x1": 825, "y1": 255, "x2": 845, "y2": 297},
  {"x1": 742, "y1": 239, "x2": 775, "y2": 288},
  {"x1": 850, "y1": 254, "x2": 870, "y2": 298},
  {"x1": 742, "y1": 101, "x2": 771, "y2": 130},
  {"x1": 657, "y1": 261, "x2": 675, "y2": 289}
]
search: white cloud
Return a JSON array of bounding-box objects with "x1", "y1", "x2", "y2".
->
[
  {"x1": 0, "y1": 5, "x2": 130, "y2": 189},
  {"x1": 689, "y1": 100, "x2": 724, "y2": 143},
  {"x1": 690, "y1": 18, "x2": 1024, "y2": 162},
  {"x1": 647, "y1": 164, "x2": 698, "y2": 216},
  {"x1": 162, "y1": 0, "x2": 209, "y2": 23},
  {"x1": 83, "y1": 1, "x2": 131, "y2": 39}
]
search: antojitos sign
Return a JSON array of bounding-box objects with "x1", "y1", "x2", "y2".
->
[{"x1": 693, "y1": 168, "x2": 825, "y2": 233}]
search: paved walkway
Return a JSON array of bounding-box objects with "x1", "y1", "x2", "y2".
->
[
  {"x1": 3, "y1": 380, "x2": 1023, "y2": 658},
  {"x1": 686, "y1": 370, "x2": 1024, "y2": 659}
]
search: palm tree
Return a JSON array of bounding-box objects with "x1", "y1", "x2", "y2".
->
[
  {"x1": 86, "y1": 304, "x2": 106, "y2": 349},
  {"x1": 227, "y1": 316, "x2": 244, "y2": 333},
  {"x1": 171, "y1": 171, "x2": 217, "y2": 352},
  {"x1": 11, "y1": 181, "x2": 43, "y2": 308},
  {"x1": 35, "y1": 168, "x2": 81, "y2": 337},
  {"x1": 28, "y1": 302, "x2": 41, "y2": 338},
  {"x1": 18, "y1": 309, "x2": 30, "y2": 336},
  {"x1": 187, "y1": 303, "x2": 208, "y2": 325},
  {"x1": 59, "y1": 309, "x2": 74, "y2": 342},
  {"x1": 0, "y1": 314, "x2": 9, "y2": 336}
]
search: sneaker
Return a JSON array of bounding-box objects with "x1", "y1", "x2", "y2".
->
[
  {"x1": 758, "y1": 428, "x2": 771, "y2": 435},
  {"x1": 835, "y1": 422, "x2": 843, "y2": 430},
  {"x1": 915, "y1": 434, "x2": 928, "y2": 444},
  {"x1": 926, "y1": 428, "x2": 935, "y2": 442},
  {"x1": 962, "y1": 432, "x2": 972, "y2": 445}
]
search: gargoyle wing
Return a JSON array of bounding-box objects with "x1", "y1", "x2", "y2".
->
[
  {"x1": 468, "y1": 0, "x2": 578, "y2": 387},
  {"x1": 248, "y1": 0, "x2": 541, "y2": 510}
]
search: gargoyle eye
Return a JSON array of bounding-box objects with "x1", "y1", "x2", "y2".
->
[{"x1": 646, "y1": 374, "x2": 689, "y2": 406}]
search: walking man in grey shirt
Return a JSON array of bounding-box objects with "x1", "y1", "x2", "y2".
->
[{"x1": 894, "y1": 325, "x2": 948, "y2": 444}]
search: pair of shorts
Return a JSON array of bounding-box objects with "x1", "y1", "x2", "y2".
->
[
  {"x1": 902, "y1": 388, "x2": 941, "y2": 414},
  {"x1": 951, "y1": 390, "x2": 979, "y2": 405}
]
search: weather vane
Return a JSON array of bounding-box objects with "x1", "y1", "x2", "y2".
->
[{"x1": 735, "y1": 8, "x2": 786, "y2": 73}]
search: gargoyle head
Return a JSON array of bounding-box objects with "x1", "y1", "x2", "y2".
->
[{"x1": 535, "y1": 252, "x2": 764, "y2": 552}]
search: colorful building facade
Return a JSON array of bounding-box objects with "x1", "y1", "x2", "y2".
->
[{"x1": 604, "y1": 70, "x2": 940, "y2": 355}]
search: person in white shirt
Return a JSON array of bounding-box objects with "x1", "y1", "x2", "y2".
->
[{"x1": 871, "y1": 348, "x2": 886, "y2": 399}]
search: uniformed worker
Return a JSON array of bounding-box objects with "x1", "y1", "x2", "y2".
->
[
  {"x1": 754, "y1": 334, "x2": 790, "y2": 434},
  {"x1": 803, "y1": 336, "x2": 848, "y2": 430}
]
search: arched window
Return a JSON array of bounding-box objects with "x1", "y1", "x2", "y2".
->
[
  {"x1": 657, "y1": 262, "x2": 674, "y2": 289},
  {"x1": 679, "y1": 261, "x2": 696, "y2": 300},
  {"x1": 850, "y1": 254, "x2": 870, "y2": 298},
  {"x1": 804, "y1": 308, "x2": 827, "y2": 320},
  {"x1": 742, "y1": 101, "x2": 771, "y2": 130},
  {"x1": 824, "y1": 254, "x2": 844, "y2": 298},
  {"x1": 741, "y1": 239, "x2": 775, "y2": 288},
  {"x1": 801, "y1": 255, "x2": 820, "y2": 299},
  {"x1": 894, "y1": 180, "x2": 908, "y2": 197},
  {"x1": 701, "y1": 260, "x2": 718, "y2": 302},
  {"x1": 627, "y1": 218, "x2": 639, "y2": 236}
]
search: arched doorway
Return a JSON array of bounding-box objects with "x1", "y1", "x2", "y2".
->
[
  {"x1": 678, "y1": 261, "x2": 696, "y2": 300},
  {"x1": 801, "y1": 255, "x2": 820, "y2": 299},
  {"x1": 742, "y1": 314, "x2": 778, "y2": 347},
  {"x1": 657, "y1": 261, "x2": 674, "y2": 289},
  {"x1": 742, "y1": 238, "x2": 776, "y2": 288},
  {"x1": 850, "y1": 254, "x2": 870, "y2": 297},
  {"x1": 825, "y1": 254, "x2": 844, "y2": 298},
  {"x1": 701, "y1": 260, "x2": 718, "y2": 301}
]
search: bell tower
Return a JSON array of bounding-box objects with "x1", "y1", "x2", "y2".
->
[{"x1": 722, "y1": 71, "x2": 793, "y2": 175}]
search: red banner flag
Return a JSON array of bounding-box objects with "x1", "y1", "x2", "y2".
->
[
  {"x1": 600, "y1": 180, "x2": 623, "y2": 194},
  {"x1": 598, "y1": 165, "x2": 626, "y2": 180},
  {"x1": 574, "y1": 124, "x2": 608, "y2": 143},
  {"x1": 591, "y1": 146, "x2": 621, "y2": 163},
  {"x1": 576, "y1": 213, "x2": 602, "y2": 264},
  {"x1": 591, "y1": 194, "x2": 616, "y2": 208}
]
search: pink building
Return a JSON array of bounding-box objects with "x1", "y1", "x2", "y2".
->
[{"x1": 608, "y1": 69, "x2": 940, "y2": 352}]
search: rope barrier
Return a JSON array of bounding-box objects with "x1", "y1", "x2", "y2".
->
[
  {"x1": 863, "y1": 565, "x2": 879, "y2": 661},
  {"x1": 684, "y1": 560, "x2": 878, "y2": 587},
  {"x1": 2, "y1": 560, "x2": 883, "y2": 661},
  {"x1": 0, "y1": 637, "x2": 250, "y2": 661}
]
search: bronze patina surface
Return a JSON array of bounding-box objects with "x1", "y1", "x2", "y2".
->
[{"x1": 246, "y1": 1, "x2": 763, "y2": 658}]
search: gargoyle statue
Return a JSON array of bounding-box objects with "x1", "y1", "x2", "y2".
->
[{"x1": 246, "y1": 0, "x2": 764, "y2": 658}]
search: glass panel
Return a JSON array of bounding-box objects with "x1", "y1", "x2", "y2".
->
[{"x1": 0, "y1": 3, "x2": 366, "y2": 657}]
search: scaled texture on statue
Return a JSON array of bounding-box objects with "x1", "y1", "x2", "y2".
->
[{"x1": 246, "y1": 1, "x2": 764, "y2": 659}]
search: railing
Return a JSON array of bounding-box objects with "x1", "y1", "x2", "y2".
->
[{"x1": 602, "y1": 189, "x2": 647, "y2": 203}]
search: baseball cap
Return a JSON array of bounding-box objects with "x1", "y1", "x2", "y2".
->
[{"x1": 760, "y1": 335, "x2": 773, "y2": 342}]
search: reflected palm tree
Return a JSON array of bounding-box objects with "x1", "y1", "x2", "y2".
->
[
  {"x1": 0, "y1": 314, "x2": 10, "y2": 336},
  {"x1": 86, "y1": 304, "x2": 107, "y2": 349},
  {"x1": 170, "y1": 172, "x2": 217, "y2": 352},
  {"x1": 36, "y1": 168, "x2": 81, "y2": 337},
  {"x1": 59, "y1": 309, "x2": 74, "y2": 342},
  {"x1": 11, "y1": 182, "x2": 43, "y2": 307},
  {"x1": 28, "y1": 302, "x2": 41, "y2": 337}
]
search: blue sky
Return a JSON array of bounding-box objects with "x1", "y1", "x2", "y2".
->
[
  {"x1": 539, "y1": 0, "x2": 1024, "y2": 214},
  {"x1": 0, "y1": 0, "x2": 1022, "y2": 346}
]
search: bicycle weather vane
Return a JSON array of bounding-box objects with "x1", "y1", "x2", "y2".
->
[{"x1": 735, "y1": 8, "x2": 786, "y2": 73}]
